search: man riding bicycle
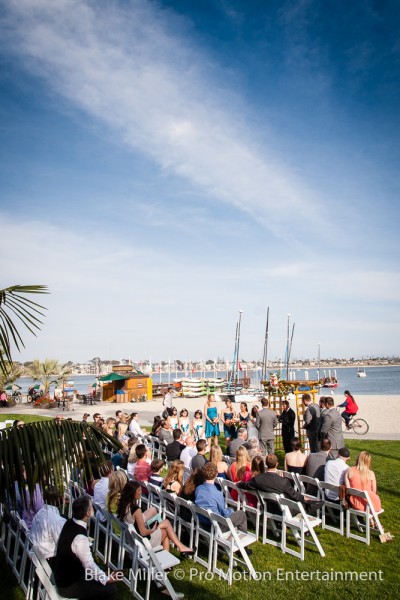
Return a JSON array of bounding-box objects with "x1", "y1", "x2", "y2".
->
[{"x1": 337, "y1": 390, "x2": 358, "y2": 429}]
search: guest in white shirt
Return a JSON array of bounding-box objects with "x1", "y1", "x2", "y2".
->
[
  {"x1": 93, "y1": 461, "x2": 114, "y2": 520},
  {"x1": 30, "y1": 486, "x2": 66, "y2": 567},
  {"x1": 180, "y1": 436, "x2": 197, "y2": 469},
  {"x1": 53, "y1": 495, "x2": 120, "y2": 598},
  {"x1": 324, "y1": 447, "x2": 351, "y2": 501},
  {"x1": 128, "y1": 413, "x2": 144, "y2": 438}
]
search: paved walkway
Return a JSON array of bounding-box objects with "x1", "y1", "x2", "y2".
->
[{"x1": 3, "y1": 396, "x2": 400, "y2": 441}]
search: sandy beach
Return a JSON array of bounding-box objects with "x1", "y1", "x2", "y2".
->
[{"x1": 3, "y1": 394, "x2": 400, "y2": 440}]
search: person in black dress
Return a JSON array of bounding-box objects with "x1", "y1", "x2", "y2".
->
[{"x1": 278, "y1": 400, "x2": 296, "y2": 454}]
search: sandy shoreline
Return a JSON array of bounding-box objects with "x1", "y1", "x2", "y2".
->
[{"x1": 2, "y1": 394, "x2": 400, "y2": 439}]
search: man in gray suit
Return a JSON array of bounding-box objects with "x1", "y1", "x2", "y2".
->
[
  {"x1": 320, "y1": 397, "x2": 344, "y2": 458},
  {"x1": 305, "y1": 438, "x2": 332, "y2": 480},
  {"x1": 256, "y1": 397, "x2": 278, "y2": 454},
  {"x1": 302, "y1": 394, "x2": 320, "y2": 453}
]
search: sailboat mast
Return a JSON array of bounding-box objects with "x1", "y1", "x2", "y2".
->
[
  {"x1": 236, "y1": 310, "x2": 244, "y2": 390},
  {"x1": 262, "y1": 307, "x2": 269, "y2": 381}
]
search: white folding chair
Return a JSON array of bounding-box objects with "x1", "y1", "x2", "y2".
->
[
  {"x1": 346, "y1": 488, "x2": 385, "y2": 544},
  {"x1": 5, "y1": 510, "x2": 20, "y2": 567},
  {"x1": 12, "y1": 517, "x2": 30, "y2": 592},
  {"x1": 278, "y1": 470, "x2": 300, "y2": 491},
  {"x1": 125, "y1": 525, "x2": 182, "y2": 600},
  {"x1": 107, "y1": 513, "x2": 125, "y2": 571},
  {"x1": 175, "y1": 497, "x2": 196, "y2": 550},
  {"x1": 192, "y1": 505, "x2": 215, "y2": 571},
  {"x1": 257, "y1": 491, "x2": 285, "y2": 547},
  {"x1": 27, "y1": 548, "x2": 78, "y2": 600},
  {"x1": 219, "y1": 479, "x2": 242, "y2": 511},
  {"x1": 209, "y1": 512, "x2": 257, "y2": 585},
  {"x1": 158, "y1": 489, "x2": 177, "y2": 527},
  {"x1": 147, "y1": 482, "x2": 162, "y2": 510},
  {"x1": 92, "y1": 502, "x2": 110, "y2": 563},
  {"x1": 238, "y1": 487, "x2": 261, "y2": 540},
  {"x1": 318, "y1": 482, "x2": 345, "y2": 535},
  {"x1": 280, "y1": 498, "x2": 325, "y2": 560}
]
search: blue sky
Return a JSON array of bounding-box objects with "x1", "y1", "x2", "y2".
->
[{"x1": 0, "y1": 0, "x2": 399, "y2": 364}]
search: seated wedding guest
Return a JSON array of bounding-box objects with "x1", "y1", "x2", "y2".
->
[
  {"x1": 118, "y1": 481, "x2": 194, "y2": 554},
  {"x1": 190, "y1": 439, "x2": 208, "y2": 470},
  {"x1": 158, "y1": 420, "x2": 174, "y2": 445},
  {"x1": 166, "y1": 429, "x2": 185, "y2": 461},
  {"x1": 228, "y1": 427, "x2": 249, "y2": 459},
  {"x1": 238, "y1": 454, "x2": 324, "y2": 513},
  {"x1": 227, "y1": 446, "x2": 251, "y2": 501},
  {"x1": 305, "y1": 438, "x2": 332, "y2": 481},
  {"x1": 117, "y1": 414, "x2": 130, "y2": 446},
  {"x1": 30, "y1": 486, "x2": 66, "y2": 568},
  {"x1": 324, "y1": 447, "x2": 351, "y2": 501},
  {"x1": 15, "y1": 478, "x2": 44, "y2": 529},
  {"x1": 93, "y1": 461, "x2": 114, "y2": 517},
  {"x1": 151, "y1": 416, "x2": 162, "y2": 437},
  {"x1": 195, "y1": 463, "x2": 248, "y2": 532},
  {"x1": 247, "y1": 437, "x2": 262, "y2": 461},
  {"x1": 284, "y1": 437, "x2": 307, "y2": 474},
  {"x1": 133, "y1": 444, "x2": 152, "y2": 483},
  {"x1": 241, "y1": 455, "x2": 265, "y2": 507},
  {"x1": 180, "y1": 469, "x2": 205, "y2": 503},
  {"x1": 111, "y1": 448, "x2": 127, "y2": 470},
  {"x1": 180, "y1": 436, "x2": 196, "y2": 469},
  {"x1": 162, "y1": 460, "x2": 185, "y2": 494},
  {"x1": 103, "y1": 417, "x2": 116, "y2": 437},
  {"x1": 54, "y1": 495, "x2": 120, "y2": 599},
  {"x1": 127, "y1": 439, "x2": 140, "y2": 476},
  {"x1": 148, "y1": 459, "x2": 165, "y2": 487},
  {"x1": 209, "y1": 444, "x2": 229, "y2": 480},
  {"x1": 106, "y1": 470, "x2": 128, "y2": 514},
  {"x1": 128, "y1": 413, "x2": 145, "y2": 438},
  {"x1": 345, "y1": 451, "x2": 382, "y2": 513}
]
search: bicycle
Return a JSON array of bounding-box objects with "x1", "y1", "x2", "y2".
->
[
  {"x1": 11, "y1": 391, "x2": 23, "y2": 403},
  {"x1": 342, "y1": 414, "x2": 369, "y2": 435}
]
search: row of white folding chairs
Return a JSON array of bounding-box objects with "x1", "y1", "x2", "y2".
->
[
  {"x1": 131, "y1": 480, "x2": 258, "y2": 582},
  {"x1": 216, "y1": 477, "x2": 325, "y2": 560},
  {"x1": 293, "y1": 473, "x2": 386, "y2": 544},
  {"x1": 0, "y1": 506, "x2": 33, "y2": 596},
  {"x1": 92, "y1": 501, "x2": 183, "y2": 600}
]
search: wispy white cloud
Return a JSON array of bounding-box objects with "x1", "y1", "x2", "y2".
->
[{"x1": 2, "y1": 0, "x2": 325, "y2": 235}]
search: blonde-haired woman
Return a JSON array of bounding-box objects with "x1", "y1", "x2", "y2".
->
[
  {"x1": 107, "y1": 469, "x2": 128, "y2": 514},
  {"x1": 162, "y1": 460, "x2": 185, "y2": 495},
  {"x1": 117, "y1": 413, "x2": 129, "y2": 446},
  {"x1": 345, "y1": 451, "x2": 382, "y2": 512},
  {"x1": 103, "y1": 417, "x2": 116, "y2": 437},
  {"x1": 127, "y1": 441, "x2": 140, "y2": 476},
  {"x1": 227, "y1": 446, "x2": 251, "y2": 501},
  {"x1": 209, "y1": 444, "x2": 228, "y2": 479}
]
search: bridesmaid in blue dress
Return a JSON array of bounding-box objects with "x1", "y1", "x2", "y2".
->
[
  {"x1": 239, "y1": 402, "x2": 250, "y2": 428},
  {"x1": 204, "y1": 394, "x2": 220, "y2": 445},
  {"x1": 220, "y1": 398, "x2": 237, "y2": 447}
]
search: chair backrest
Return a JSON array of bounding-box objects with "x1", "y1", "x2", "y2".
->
[{"x1": 257, "y1": 490, "x2": 284, "y2": 513}]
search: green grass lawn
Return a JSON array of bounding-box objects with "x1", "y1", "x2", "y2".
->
[
  {"x1": 0, "y1": 414, "x2": 53, "y2": 424},
  {"x1": 1, "y1": 435, "x2": 399, "y2": 600}
]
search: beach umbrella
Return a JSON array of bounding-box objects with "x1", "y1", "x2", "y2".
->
[
  {"x1": 98, "y1": 373, "x2": 126, "y2": 382},
  {"x1": 91, "y1": 383, "x2": 97, "y2": 388},
  {"x1": 5, "y1": 384, "x2": 22, "y2": 391}
]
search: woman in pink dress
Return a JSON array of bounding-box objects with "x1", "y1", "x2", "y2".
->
[{"x1": 345, "y1": 451, "x2": 382, "y2": 512}]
